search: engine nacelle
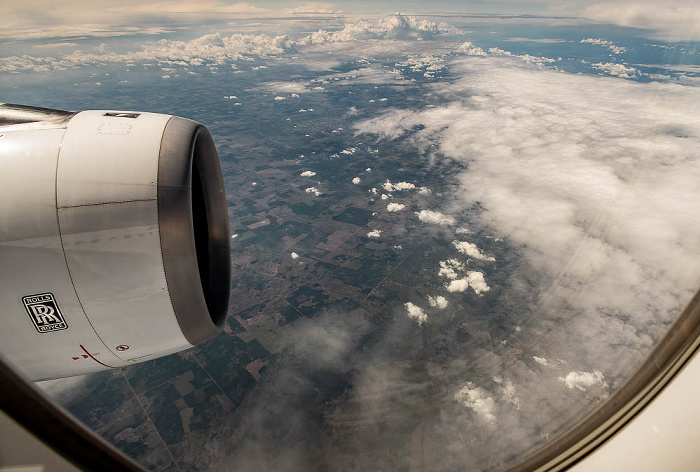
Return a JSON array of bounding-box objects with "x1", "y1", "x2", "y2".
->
[{"x1": 0, "y1": 104, "x2": 231, "y2": 381}]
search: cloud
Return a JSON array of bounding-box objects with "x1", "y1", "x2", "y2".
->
[
  {"x1": 300, "y1": 170, "x2": 316, "y2": 177},
  {"x1": 438, "y1": 259, "x2": 463, "y2": 279},
  {"x1": 305, "y1": 187, "x2": 322, "y2": 196},
  {"x1": 367, "y1": 229, "x2": 381, "y2": 238},
  {"x1": 290, "y1": 252, "x2": 300, "y2": 260},
  {"x1": 591, "y1": 61, "x2": 638, "y2": 78},
  {"x1": 457, "y1": 41, "x2": 487, "y2": 56},
  {"x1": 382, "y1": 180, "x2": 415, "y2": 192},
  {"x1": 265, "y1": 81, "x2": 309, "y2": 94},
  {"x1": 0, "y1": 32, "x2": 294, "y2": 73},
  {"x1": 533, "y1": 356, "x2": 549, "y2": 366},
  {"x1": 36, "y1": 376, "x2": 88, "y2": 403},
  {"x1": 559, "y1": 370, "x2": 609, "y2": 392},
  {"x1": 428, "y1": 295, "x2": 448, "y2": 309},
  {"x1": 386, "y1": 202, "x2": 405, "y2": 212},
  {"x1": 1, "y1": 14, "x2": 464, "y2": 73},
  {"x1": 356, "y1": 55, "x2": 700, "y2": 409},
  {"x1": 454, "y1": 383, "x2": 497, "y2": 424},
  {"x1": 297, "y1": 14, "x2": 462, "y2": 45},
  {"x1": 393, "y1": 181, "x2": 415, "y2": 191},
  {"x1": 581, "y1": 1, "x2": 700, "y2": 41},
  {"x1": 445, "y1": 271, "x2": 490, "y2": 295},
  {"x1": 452, "y1": 240, "x2": 495, "y2": 261},
  {"x1": 404, "y1": 302, "x2": 427, "y2": 325},
  {"x1": 416, "y1": 210, "x2": 455, "y2": 226},
  {"x1": 580, "y1": 38, "x2": 626, "y2": 54},
  {"x1": 351, "y1": 177, "x2": 361, "y2": 184},
  {"x1": 290, "y1": 2, "x2": 342, "y2": 15}
]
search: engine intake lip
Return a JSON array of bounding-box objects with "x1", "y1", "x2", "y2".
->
[{"x1": 157, "y1": 117, "x2": 231, "y2": 345}]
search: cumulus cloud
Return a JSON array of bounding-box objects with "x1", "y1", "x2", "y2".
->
[
  {"x1": 452, "y1": 240, "x2": 495, "y2": 261},
  {"x1": 386, "y1": 202, "x2": 405, "y2": 212},
  {"x1": 290, "y1": 252, "x2": 300, "y2": 259},
  {"x1": 300, "y1": 170, "x2": 316, "y2": 177},
  {"x1": 352, "y1": 177, "x2": 361, "y2": 184},
  {"x1": 297, "y1": 14, "x2": 463, "y2": 45},
  {"x1": 533, "y1": 356, "x2": 549, "y2": 366},
  {"x1": 382, "y1": 180, "x2": 415, "y2": 192},
  {"x1": 404, "y1": 302, "x2": 427, "y2": 325},
  {"x1": 393, "y1": 181, "x2": 415, "y2": 191},
  {"x1": 591, "y1": 61, "x2": 638, "y2": 78},
  {"x1": 560, "y1": 370, "x2": 609, "y2": 392},
  {"x1": 0, "y1": 32, "x2": 293, "y2": 73},
  {"x1": 417, "y1": 210, "x2": 455, "y2": 226},
  {"x1": 445, "y1": 271, "x2": 490, "y2": 295},
  {"x1": 580, "y1": 37, "x2": 626, "y2": 54},
  {"x1": 305, "y1": 186, "x2": 322, "y2": 196},
  {"x1": 438, "y1": 259, "x2": 464, "y2": 279},
  {"x1": 458, "y1": 41, "x2": 487, "y2": 56},
  {"x1": 367, "y1": 229, "x2": 382, "y2": 238},
  {"x1": 428, "y1": 295, "x2": 448, "y2": 309},
  {"x1": 454, "y1": 383, "x2": 497, "y2": 424}
]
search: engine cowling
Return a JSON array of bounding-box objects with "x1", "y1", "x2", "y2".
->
[{"x1": 0, "y1": 104, "x2": 231, "y2": 381}]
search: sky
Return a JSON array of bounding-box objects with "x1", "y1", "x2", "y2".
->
[{"x1": 2, "y1": 0, "x2": 700, "y2": 41}]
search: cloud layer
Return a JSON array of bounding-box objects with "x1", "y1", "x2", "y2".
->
[{"x1": 356, "y1": 54, "x2": 700, "y2": 443}]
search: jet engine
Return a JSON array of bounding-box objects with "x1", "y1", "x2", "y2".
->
[{"x1": 0, "y1": 104, "x2": 231, "y2": 381}]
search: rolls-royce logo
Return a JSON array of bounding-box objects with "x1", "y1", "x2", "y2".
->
[{"x1": 22, "y1": 293, "x2": 68, "y2": 333}]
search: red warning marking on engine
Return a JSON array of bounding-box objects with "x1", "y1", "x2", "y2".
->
[
  {"x1": 115, "y1": 344, "x2": 129, "y2": 352},
  {"x1": 78, "y1": 344, "x2": 115, "y2": 368}
]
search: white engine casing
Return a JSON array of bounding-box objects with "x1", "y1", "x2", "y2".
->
[{"x1": 0, "y1": 105, "x2": 231, "y2": 381}]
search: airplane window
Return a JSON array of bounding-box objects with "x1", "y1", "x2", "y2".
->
[{"x1": 2, "y1": 2, "x2": 699, "y2": 471}]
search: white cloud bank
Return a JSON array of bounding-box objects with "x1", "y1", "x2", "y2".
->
[
  {"x1": 1, "y1": 32, "x2": 294, "y2": 73},
  {"x1": 297, "y1": 14, "x2": 463, "y2": 45},
  {"x1": 356, "y1": 56, "x2": 700, "y2": 382},
  {"x1": 0, "y1": 14, "x2": 464, "y2": 73}
]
